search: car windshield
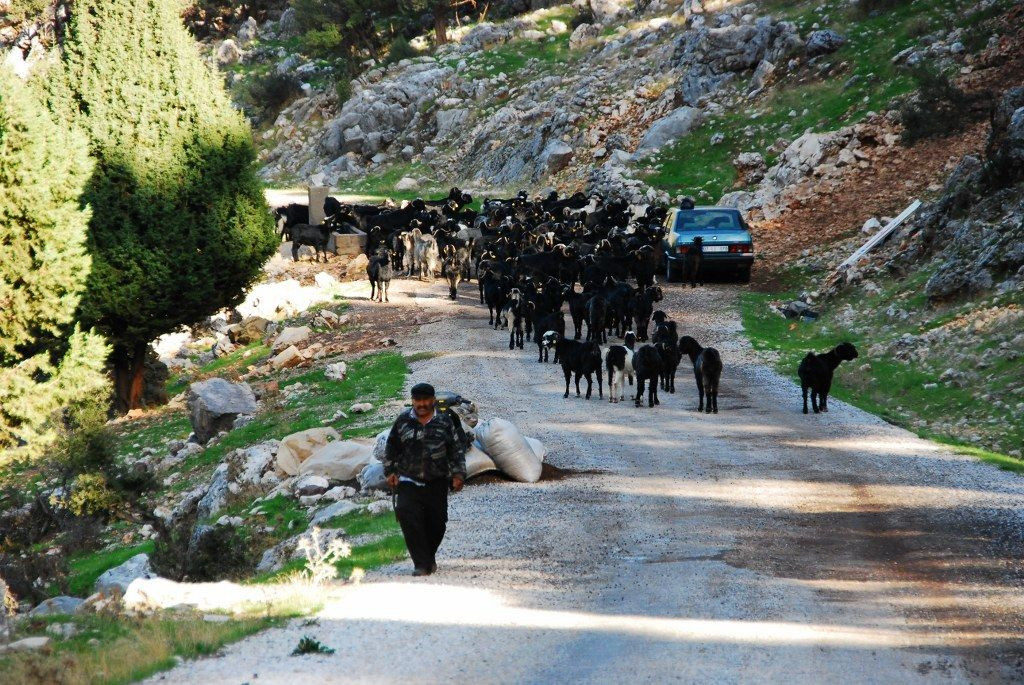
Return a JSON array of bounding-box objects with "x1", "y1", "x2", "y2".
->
[{"x1": 674, "y1": 210, "x2": 741, "y2": 232}]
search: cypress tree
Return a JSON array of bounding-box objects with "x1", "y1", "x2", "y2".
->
[
  {"x1": 55, "y1": 0, "x2": 278, "y2": 413},
  {"x1": 0, "y1": 67, "x2": 109, "y2": 460}
]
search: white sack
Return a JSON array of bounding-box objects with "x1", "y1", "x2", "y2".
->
[
  {"x1": 524, "y1": 436, "x2": 547, "y2": 462},
  {"x1": 474, "y1": 418, "x2": 542, "y2": 483},
  {"x1": 466, "y1": 444, "x2": 498, "y2": 478},
  {"x1": 299, "y1": 439, "x2": 374, "y2": 481},
  {"x1": 275, "y1": 427, "x2": 340, "y2": 476}
]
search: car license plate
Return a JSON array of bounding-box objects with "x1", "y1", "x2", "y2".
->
[{"x1": 703, "y1": 245, "x2": 728, "y2": 252}]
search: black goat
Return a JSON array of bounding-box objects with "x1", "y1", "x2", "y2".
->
[
  {"x1": 289, "y1": 224, "x2": 331, "y2": 262},
  {"x1": 632, "y1": 344, "x2": 663, "y2": 408},
  {"x1": 798, "y1": 342, "x2": 859, "y2": 414},
  {"x1": 585, "y1": 294, "x2": 608, "y2": 344},
  {"x1": 535, "y1": 311, "x2": 565, "y2": 363},
  {"x1": 679, "y1": 336, "x2": 722, "y2": 413},
  {"x1": 555, "y1": 335, "x2": 603, "y2": 399},
  {"x1": 367, "y1": 249, "x2": 393, "y2": 302},
  {"x1": 482, "y1": 271, "x2": 508, "y2": 328}
]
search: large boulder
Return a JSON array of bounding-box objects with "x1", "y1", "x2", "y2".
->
[
  {"x1": 298, "y1": 439, "x2": 375, "y2": 481},
  {"x1": 569, "y1": 23, "x2": 599, "y2": 49},
  {"x1": 590, "y1": 0, "x2": 626, "y2": 24},
  {"x1": 272, "y1": 325, "x2": 310, "y2": 351},
  {"x1": 805, "y1": 29, "x2": 846, "y2": 57},
  {"x1": 196, "y1": 464, "x2": 230, "y2": 520},
  {"x1": 187, "y1": 379, "x2": 257, "y2": 444},
  {"x1": 277, "y1": 7, "x2": 300, "y2": 38},
  {"x1": 236, "y1": 16, "x2": 258, "y2": 46},
  {"x1": 216, "y1": 39, "x2": 242, "y2": 65},
  {"x1": 435, "y1": 108, "x2": 470, "y2": 140},
  {"x1": 633, "y1": 107, "x2": 703, "y2": 159},
  {"x1": 227, "y1": 316, "x2": 270, "y2": 345},
  {"x1": 95, "y1": 554, "x2": 156, "y2": 593},
  {"x1": 30, "y1": 595, "x2": 84, "y2": 617},
  {"x1": 276, "y1": 427, "x2": 341, "y2": 476},
  {"x1": 543, "y1": 140, "x2": 574, "y2": 174}
]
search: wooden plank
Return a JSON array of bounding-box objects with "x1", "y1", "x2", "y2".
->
[{"x1": 838, "y1": 199, "x2": 922, "y2": 269}]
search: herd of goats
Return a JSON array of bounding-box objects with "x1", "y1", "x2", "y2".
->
[{"x1": 274, "y1": 188, "x2": 860, "y2": 414}]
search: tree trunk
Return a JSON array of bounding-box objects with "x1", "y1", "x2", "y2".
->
[
  {"x1": 113, "y1": 340, "x2": 148, "y2": 414},
  {"x1": 434, "y1": 5, "x2": 448, "y2": 45}
]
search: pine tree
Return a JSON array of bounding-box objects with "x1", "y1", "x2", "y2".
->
[
  {"x1": 0, "y1": 68, "x2": 109, "y2": 460},
  {"x1": 54, "y1": 0, "x2": 278, "y2": 412}
]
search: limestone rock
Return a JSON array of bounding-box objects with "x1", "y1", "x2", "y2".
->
[
  {"x1": 569, "y1": 23, "x2": 599, "y2": 50},
  {"x1": 186, "y1": 379, "x2": 257, "y2": 444},
  {"x1": 95, "y1": 553, "x2": 156, "y2": 593},
  {"x1": 271, "y1": 345, "x2": 304, "y2": 369},
  {"x1": 294, "y1": 474, "x2": 330, "y2": 497},
  {"x1": 543, "y1": 140, "x2": 573, "y2": 174},
  {"x1": 806, "y1": 29, "x2": 846, "y2": 57},
  {"x1": 633, "y1": 107, "x2": 703, "y2": 159},
  {"x1": 272, "y1": 326, "x2": 311, "y2": 351},
  {"x1": 227, "y1": 316, "x2": 269, "y2": 345},
  {"x1": 324, "y1": 362, "x2": 348, "y2": 381},
  {"x1": 395, "y1": 176, "x2": 419, "y2": 191},
  {"x1": 216, "y1": 39, "x2": 242, "y2": 65},
  {"x1": 30, "y1": 596, "x2": 84, "y2": 617},
  {"x1": 237, "y1": 16, "x2": 258, "y2": 46}
]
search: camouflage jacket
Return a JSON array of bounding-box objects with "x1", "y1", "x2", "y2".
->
[{"x1": 383, "y1": 408, "x2": 467, "y2": 482}]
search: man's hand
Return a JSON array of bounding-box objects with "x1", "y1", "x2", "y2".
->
[
  {"x1": 386, "y1": 473, "x2": 399, "y2": 490},
  {"x1": 451, "y1": 475, "x2": 464, "y2": 493}
]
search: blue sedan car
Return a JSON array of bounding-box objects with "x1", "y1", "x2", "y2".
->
[{"x1": 662, "y1": 206, "x2": 755, "y2": 283}]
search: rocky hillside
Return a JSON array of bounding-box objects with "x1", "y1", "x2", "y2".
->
[{"x1": 231, "y1": 0, "x2": 1012, "y2": 207}]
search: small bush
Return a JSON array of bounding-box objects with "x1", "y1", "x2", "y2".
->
[
  {"x1": 899, "y1": 65, "x2": 980, "y2": 145},
  {"x1": 243, "y1": 72, "x2": 302, "y2": 122},
  {"x1": 301, "y1": 25, "x2": 344, "y2": 59},
  {"x1": 335, "y1": 77, "x2": 352, "y2": 105},
  {"x1": 383, "y1": 36, "x2": 418, "y2": 65},
  {"x1": 152, "y1": 520, "x2": 254, "y2": 582},
  {"x1": 906, "y1": 16, "x2": 932, "y2": 38},
  {"x1": 291, "y1": 635, "x2": 335, "y2": 656}
]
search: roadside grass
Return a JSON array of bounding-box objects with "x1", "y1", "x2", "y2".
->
[
  {"x1": 178, "y1": 350, "x2": 407, "y2": 475},
  {"x1": 641, "y1": 0, "x2": 1013, "y2": 200},
  {"x1": 113, "y1": 413, "x2": 192, "y2": 459},
  {"x1": 254, "y1": 530, "x2": 407, "y2": 583},
  {"x1": 405, "y1": 350, "x2": 446, "y2": 363},
  {"x1": 66, "y1": 542, "x2": 155, "y2": 597},
  {"x1": 0, "y1": 611, "x2": 284, "y2": 685},
  {"x1": 741, "y1": 286, "x2": 1024, "y2": 471}
]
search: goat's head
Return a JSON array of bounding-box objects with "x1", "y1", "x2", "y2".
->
[
  {"x1": 678, "y1": 336, "x2": 701, "y2": 355},
  {"x1": 652, "y1": 310, "x2": 667, "y2": 325},
  {"x1": 542, "y1": 331, "x2": 560, "y2": 349},
  {"x1": 624, "y1": 331, "x2": 637, "y2": 349},
  {"x1": 835, "y1": 342, "x2": 859, "y2": 361}
]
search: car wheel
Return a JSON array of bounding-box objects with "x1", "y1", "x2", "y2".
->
[{"x1": 737, "y1": 265, "x2": 751, "y2": 283}]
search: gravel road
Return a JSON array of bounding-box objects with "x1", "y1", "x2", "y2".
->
[{"x1": 149, "y1": 278, "x2": 1024, "y2": 684}]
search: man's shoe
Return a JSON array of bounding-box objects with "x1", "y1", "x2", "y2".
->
[{"x1": 412, "y1": 567, "x2": 430, "y2": 577}]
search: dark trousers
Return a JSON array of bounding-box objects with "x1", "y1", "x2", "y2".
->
[{"x1": 395, "y1": 479, "x2": 448, "y2": 570}]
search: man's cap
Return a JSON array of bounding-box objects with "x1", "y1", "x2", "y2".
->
[{"x1": 410, "y1": 382, "x2": 436, "y2": 399}]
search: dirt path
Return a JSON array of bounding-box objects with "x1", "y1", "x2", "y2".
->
[{"x1": 148, "y1": 279, "x2": 1024, "y2": 684}]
